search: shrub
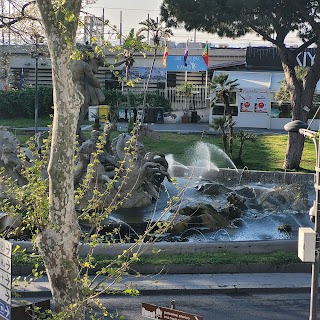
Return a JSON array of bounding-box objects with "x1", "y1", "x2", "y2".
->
[{"x1": 0, "y1": 86, "x2": 53, "y2": 119}]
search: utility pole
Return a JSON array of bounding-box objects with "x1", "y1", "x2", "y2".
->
[{"x1": 119, "y1": 11, "x2": 122, "y2": 45}]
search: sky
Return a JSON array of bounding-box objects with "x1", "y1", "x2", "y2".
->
[{"x1": 85, "y1": 0, "x2": 301, "y2": 47}]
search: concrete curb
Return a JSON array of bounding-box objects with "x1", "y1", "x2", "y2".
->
[
  {"x1": 13, "y1": 273, "x2": 315, "y2": 298},
  {"x1": 13, "y1": 239, "x2": 299, "y2": 257},
  {"x1": 13, "y1": 262, "x2": 311, "y2": 277},
  {"x1": 13, "y1": 287, "x2": 313, "y2": 298}
]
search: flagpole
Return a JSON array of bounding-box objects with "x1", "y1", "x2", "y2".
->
[
  {"x1": 184, "y1": 70, "x2": 187, "y2": 111},
  {"x1": 205, "y1": 70, "x2": 208, "y2": 99}
]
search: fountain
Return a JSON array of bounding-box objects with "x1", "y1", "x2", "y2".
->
[
  {"x1": 0, "y1": 128, "x2": 314, "y2": 244},
  {"x1": 110, "y1": 141, "x2": 313, "y2": 243}
]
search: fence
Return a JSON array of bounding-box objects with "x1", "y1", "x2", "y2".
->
[
  {"x1": 166, "y1": 85, "x2": 209, "y2": 111},
  {"x1": 121, "y1": 85, "x2": 210, "y2": 111}
]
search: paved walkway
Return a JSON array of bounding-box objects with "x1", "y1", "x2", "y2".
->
[
  {"x1": 117, "y1": 122, "x2": 287, "y2": 135},
  {"x1": 14, "y1": 272, "x2": 315, "y2": 297},
  {"x1": 12, "y1": 122, "x2": 287, "y2": 135}
]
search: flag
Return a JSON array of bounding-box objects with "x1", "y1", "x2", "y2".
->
[
  {"x1": 202, "y1": 42, "x2": 209, "y2": 67},
  {"x1": 162, "y1": 45, "x2": 168, "y2": 67},
  {"x1": 184, "y1": 40, "x2": 189, "y2": 66},
  {"x1": 20, "y1": 68, "x2": 25, "y2": 88}
]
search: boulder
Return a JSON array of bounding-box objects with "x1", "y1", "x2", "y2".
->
[
  {"x1": 258, "y1": 184, "x2": 309, "y2": 212},
  {"x1": 174, "y1": 203, "x2": 228, "y2": 230},
  {"x1": 195, "y1": 182, "x2": 231, "y2": 195}
]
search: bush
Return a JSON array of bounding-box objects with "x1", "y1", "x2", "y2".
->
[
  {"x1": 0, "y1": 87, "x2": 171, "y2": 120},
  {"x1": 0, "y1": 86, "x2": 53, "y2": 119}
]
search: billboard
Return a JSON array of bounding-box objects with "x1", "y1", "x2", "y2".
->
[{"x1": 166, "y1": 56, "x2": 208, "y2": 72}]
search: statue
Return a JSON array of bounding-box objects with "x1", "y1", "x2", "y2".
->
[
  {"x1": 75, "y1": 125, "x2": 172, "y2": 211},
  {"x1": 72, "y1": 44, "x2": 105, "y2": 143},
  {"x1": 71, "y1": 43, "x2": 133, "y2": 142}
]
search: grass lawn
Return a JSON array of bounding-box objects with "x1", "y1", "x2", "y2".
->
[
  {"x1": 12, "y1": 251, "x2": 300, "y2": 267},
  {"x1": 143, "y1": 132, "x2": 316, "y2": 172}
]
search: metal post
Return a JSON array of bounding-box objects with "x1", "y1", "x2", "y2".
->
[
  {"x1": 310, "y1": 135, "x2": 320, "y2": 320},
  {"x1": 35, "y1": 47, "x2": 39, "y2": 135}
]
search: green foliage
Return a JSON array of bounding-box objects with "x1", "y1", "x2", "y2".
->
[
  {"x1": 160, "y1": 0, "x2": 314, "y2": 43},
  {"x1": 138, "y1": 17, "x2": 173, "y2": 48},
  {"x1": 274, "y1": 66, "x2": 314, "y2": 105},
  {"x1": 0, "y1": 87, "x2": 53, "y2": 119},
  {"x1": 177, "y1": 81, "x2": 194, "y2": 98},
  {"x1": 210, "y1": 73, "x2": 239, "y2": 103},
  {"x1": 126, "y1": 90, "x2": 171, "y2": 111}
]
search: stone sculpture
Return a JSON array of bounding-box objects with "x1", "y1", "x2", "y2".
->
[
  {"x1": 71, "y1": 44, "x2": 105, "y2": 143},
  {"x1": 0, "y1": 124, "x2": 172, "y2": 235}
]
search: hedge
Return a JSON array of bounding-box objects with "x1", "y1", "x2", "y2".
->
[
  {"x1": 0, "y1": 86, "x2": 53, "y2": 119},
  {"x1": 0, "y1": 87, "x2": 171, "y2": 119}
]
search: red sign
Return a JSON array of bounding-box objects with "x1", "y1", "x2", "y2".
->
[
  {"x1": 142, "y1": 303, "x2": 203, "y2": 320},
  {"x1": 244, "y1": 101, "x2": 250, "y2": 108},
  {"x1": 258, "y1": 102, "x2": 264, "y2": 108}
]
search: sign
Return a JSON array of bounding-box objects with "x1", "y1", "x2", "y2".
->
[
  {"x1": 142, "y1": 303, "x2": 203, "y2": 320},
  {"x1": 0, "y1": 240, "x2": 11, "y2": 259},
  {"x1": 0, "y1": 301, "x2": 10, "y2": 320},
  {"x1": 125, "y1": 67, "x2": 166, "y2": 81},
  {"x1": 166, "y1": 56, "x2": 208, "y2": 72},
  {"x1": 239, "y1": 90, "x2": 269, "y2": 114},
  {"x1": 239, "y1": 92, "x2": 254, "y2": 112},
  {"x1": 254, "y1": 93, "x2": 268, "y2": 113},
  {"x1": 0, "y1": 239, "x2": 11, "y2": 320}
]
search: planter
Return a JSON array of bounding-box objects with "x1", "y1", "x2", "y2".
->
[{"x1": 181, "y1": 115, "x2": 189, "y2": 123}]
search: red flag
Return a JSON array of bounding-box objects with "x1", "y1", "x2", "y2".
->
[
  {"x1": 202, "y1": 42, "x2": 209, "y2": 66},
  {"x1": 163, "y1": 45, "x2": 168, "y2": 67}
]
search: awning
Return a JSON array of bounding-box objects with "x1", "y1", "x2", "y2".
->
[
  {"x1": 213, "y1": 70, "x2": 272, "y2": 91},
  {"x1": 213, "y1": 70, "x2": 320, "y2": 94}
]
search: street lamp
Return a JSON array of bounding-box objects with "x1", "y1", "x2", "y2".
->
[
  {"x1": 31, "y1": 34, "x2": 43, "y2": 135},
  {"x1": 285, "y1": 120, "x2": 319, "y2": 320}
]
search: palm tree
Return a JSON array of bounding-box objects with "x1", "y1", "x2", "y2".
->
[
  {"x1": 210, "y1": 73, "x2": 239, "y2": 156},
  {"x1": 210, "y1": 73, "x2": 239, "y2": 115},
  {"x1": 120, "y1": 28, "x2": 146, "y2": 83},
  {"x1": 137, "y1": 18, "x2": 173, "y2": 118}
]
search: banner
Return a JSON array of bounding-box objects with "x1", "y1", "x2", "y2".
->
[
  {"x1": 239, "y1": 91, "x2": 269, "y2": 113},
  {"x1": 166, "y1": 56, "x2": 208, "y2": 72},
  {"x1": 125, "y1": 67, "x2": 166, "y2": 81},
  {"x1": 239, "y1": 92, "x2": 255, "y2": 112},
  {"x1": 254, "y1": 92, "x2": 268, "y2": 113}
]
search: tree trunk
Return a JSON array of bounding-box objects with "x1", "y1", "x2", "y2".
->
[
  {"x1": 224, "y1": 96, "x2": 233, "y2": 157},
  {"x1": 35, "y1": 44, "x2": 84, "y2": 318},
  {"x1": 228, "y1": 122, "x2": 233, "y2": 157},
  {"x1": 34, "y1": 0, "x2": 83, "y2": 316},
  {"x1": 279, "y1": 48, "x2": 317, "y2": 170},
  {"x1": 221, "y1": 128, "x2": 227, "y2": 153}
]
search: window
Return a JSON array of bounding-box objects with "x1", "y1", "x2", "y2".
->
[
  {"x1": 271, "y1": 102, "x2": 292, "y2": 118},
  {"x1": 212, "y1": 91, "x2": 238, "y2": 116}
]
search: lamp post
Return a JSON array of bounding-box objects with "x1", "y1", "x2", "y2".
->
[
  {"x1": 284, "y1": 120, "x2": 319, "y2": 320},
  {"x1": 31, "y1": 34, "x2": 43, "y2": 135}
]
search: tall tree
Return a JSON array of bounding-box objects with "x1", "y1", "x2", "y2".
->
[
  {"x1": 34, "y1": 1, "x2": 83, "y2": 317},
  {"x1": 137, "y1": 17, "x2": 173, "y2": 117},
  {"x1": 161, "y1": 0, "x2": 320, "y2": 170}
]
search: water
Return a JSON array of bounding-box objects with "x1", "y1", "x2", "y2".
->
[
  {"x1": 113, "y1": 177, "x2": 314, "y2": 242},
  {"x1": 189, "y1": 142, "x2": 237, "y2": 171},
  {"x1": 166, "y1": 142, "x2": 237, "y2": 179},
  {"x1": 112, "y1": 142, "x2": 313, "y2": 243}
]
